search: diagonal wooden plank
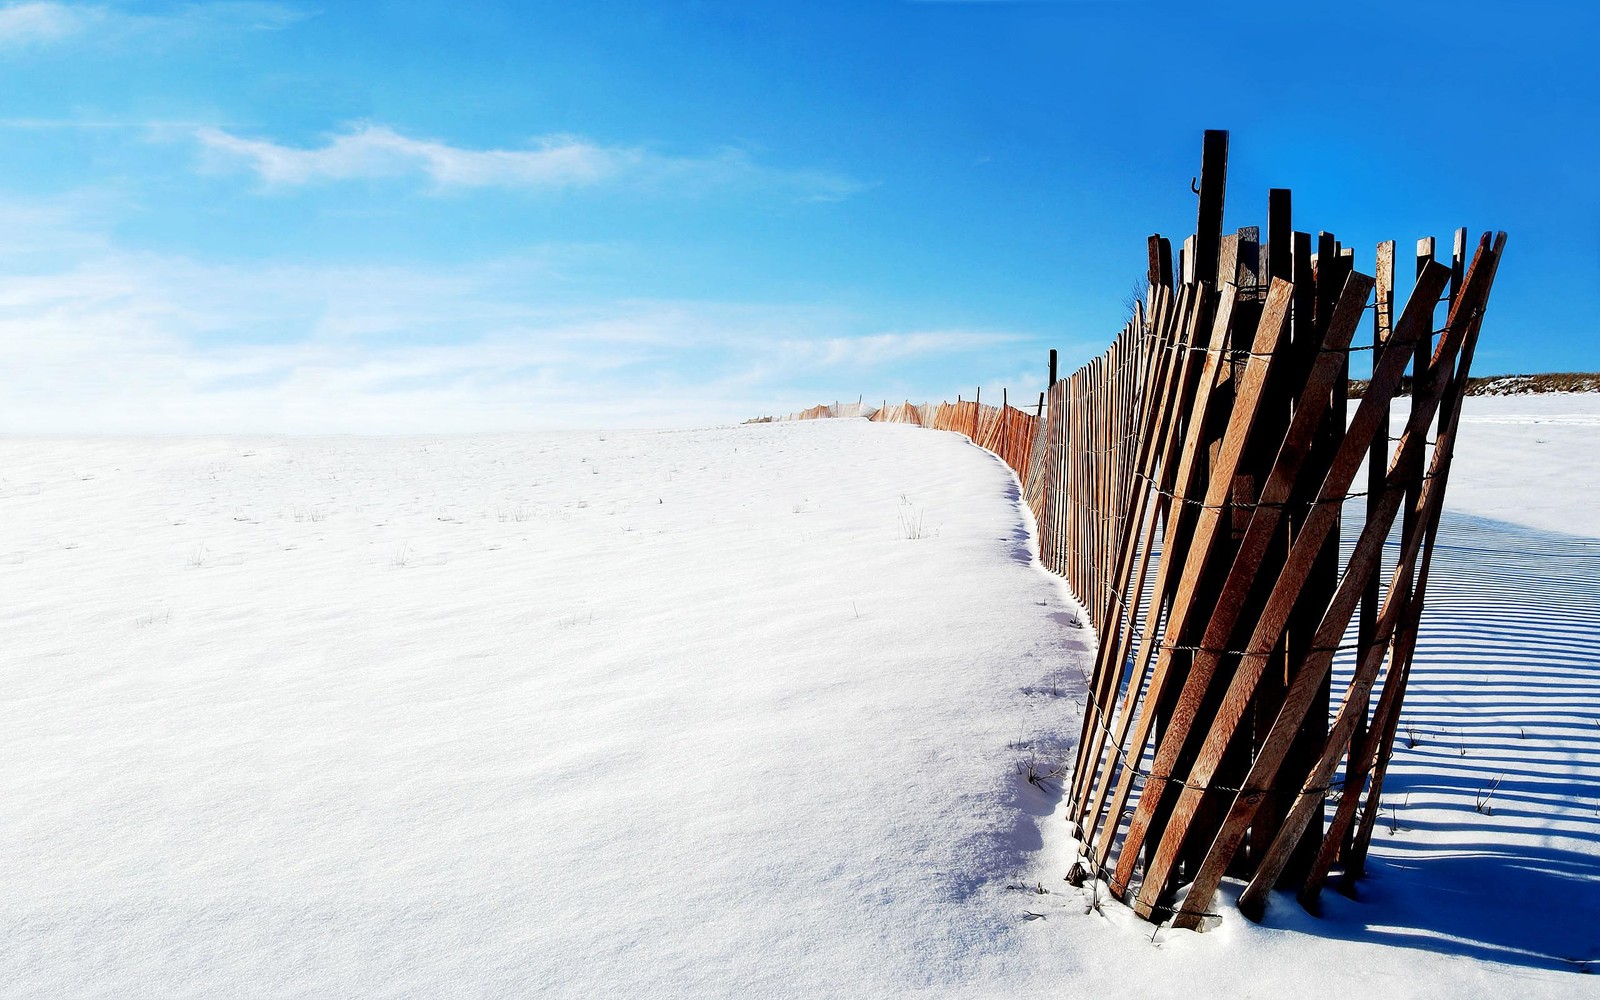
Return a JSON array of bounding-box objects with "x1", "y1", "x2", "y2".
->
[{"x1": 1088, "y1": 285, "x2": 1235, "y2": 763}]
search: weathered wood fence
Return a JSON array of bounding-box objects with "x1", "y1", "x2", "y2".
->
[{"x1": 773, "y1": 130, "x2": 1504, "y2": 928}]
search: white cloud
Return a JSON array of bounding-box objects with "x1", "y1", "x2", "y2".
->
[
  {"x1": 0, "y1": 2, "x2": 88, "y2": 44},
  {"x1": 196, "y1": 125, "x2": 619, "y2": 189},
  {"x1": 195, "y1": 124, "x2": 868, "y2": 200},
  {"x1": 776, "y1": 331, "x2": 1026, "y2": 370},
  {"x1": 0, "y1": 1, "x2": 304, "y2": 47}
]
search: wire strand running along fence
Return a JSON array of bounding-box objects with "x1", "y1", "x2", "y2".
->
[{"x1": 764, "y1": 130, "x2": 1505, "y2": 930}]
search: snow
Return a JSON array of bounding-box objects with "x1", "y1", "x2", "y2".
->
[
  {"x1": 1, "y1": 396, "x2": 1595, "y2": 997},
  {"x1": 1435, "y1": 393, "x2": 1600, "y2": 538}
]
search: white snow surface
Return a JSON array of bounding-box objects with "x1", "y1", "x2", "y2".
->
[
  {"x1": 1432, "y1": 393, "x2": 1600, "y2": 538},
  {"x1": 1, "y1": 398, "x2": 1596, "y2": 997}
]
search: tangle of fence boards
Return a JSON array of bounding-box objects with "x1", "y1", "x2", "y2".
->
[
  {"x1": 1057, "y1": 136, "x2": 1503, "y2": 929},
  {"x1": 770, "y1": 130, "x2": 1504, "y2": 929}
]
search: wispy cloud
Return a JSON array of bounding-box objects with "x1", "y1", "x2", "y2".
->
[
  {"x1": 0, "y1": 205, "x2": 1022, "y2": 432},
  {"x1": 0, "y1": 1, "x2": 86, "y2": 44},
  {"x1": 195, "y1": 123, "x2": 868, "y2": 200},
  {"x1": 196, "y1": 126, "x2": 619, "y2": 188},
  {"x1": 0, "y1": 1, "x2": 305, "y2": 48},
  {"x1": 772, "y1": 331, "x2": 1026, "y2": 371}
]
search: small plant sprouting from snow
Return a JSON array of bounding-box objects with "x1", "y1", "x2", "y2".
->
[
  {"x1": 897, "y1": 495, "x2": 931, "y2": 540},
  {"x1": 1385, "y1": 792, "x2": 1411, "y2": 835},
  {"x1": 1475, "y1": 775, "x2": 1503, "y2": 816},
  {"x1": 1016, "y1": 751, "x2": 1070, "y2": 795}
]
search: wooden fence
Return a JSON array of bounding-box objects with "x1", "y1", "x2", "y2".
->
[{"x1": 769, "y1": 130, "x2": 1504, "y2": 929}]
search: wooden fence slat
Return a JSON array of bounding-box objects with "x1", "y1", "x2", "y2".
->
[{"x1": 1334, "y1": 230, "x2": 1503, "y2": 890}]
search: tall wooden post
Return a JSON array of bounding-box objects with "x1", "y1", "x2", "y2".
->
[{"x1": 1194, "y1": 130, "x2": 1230, "y2": 285}]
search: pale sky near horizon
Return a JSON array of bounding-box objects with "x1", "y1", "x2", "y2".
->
[{"x1": 0, "y1": 0, "x2": 1593, "y2": 432}]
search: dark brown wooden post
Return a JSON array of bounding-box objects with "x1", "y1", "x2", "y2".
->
[
  {"x1": 1148, "y1": 234, "x2": 1175, "y2": 292},
  {"x1": 1268, "y1": 189, "x2": 1292, "y2": 284},
  {"x1": 1286, "y1": 230, "x2": 1332, "y2": 881},
  {"x1": 1414, "y1": 236, "x2": 1437, "y2": 392},
  {"x1": 1281, "y1": 231, "x2": 1349, "y2": 884},
  {"x1": 1194, "y1": 130, "x2": 1229, "y2": 287}
]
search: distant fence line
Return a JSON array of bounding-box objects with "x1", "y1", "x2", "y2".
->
[
  {"x1": 761, "y1": 131, "x2": 1505, "y2": 930},
  {"x1": 766, "y1": 396, "x2": 1043, "y2": 485}
]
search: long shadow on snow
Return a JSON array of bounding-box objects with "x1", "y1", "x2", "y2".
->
[
  {"x1": 997, "y1": 475, "x2": 1038, "y2": 567},
  {"x1": 1286, "y1": 511, "x2": 1600, "y2": 973}
]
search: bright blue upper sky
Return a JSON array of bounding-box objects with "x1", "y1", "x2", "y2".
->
[{"x1": 0, "y1": 0, "x2": 1594, "y2": 431}]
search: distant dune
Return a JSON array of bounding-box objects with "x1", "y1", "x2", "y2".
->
[{"x1": 1351, "y1": 372, "x2": 1600, "y2": 397}]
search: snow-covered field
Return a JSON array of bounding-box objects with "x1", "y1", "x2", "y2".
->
[{"x1": 0, "y1": 395, "x2": 1595, "y2": 997}]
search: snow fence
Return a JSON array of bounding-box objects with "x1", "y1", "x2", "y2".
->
[{"x1": 768, "y1": 129, "x2": 1508, "y2": 931}]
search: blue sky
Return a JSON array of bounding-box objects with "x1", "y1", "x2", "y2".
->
[{"x1": 0, "y1": 0, "x2": 1594, "y2": 431}]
